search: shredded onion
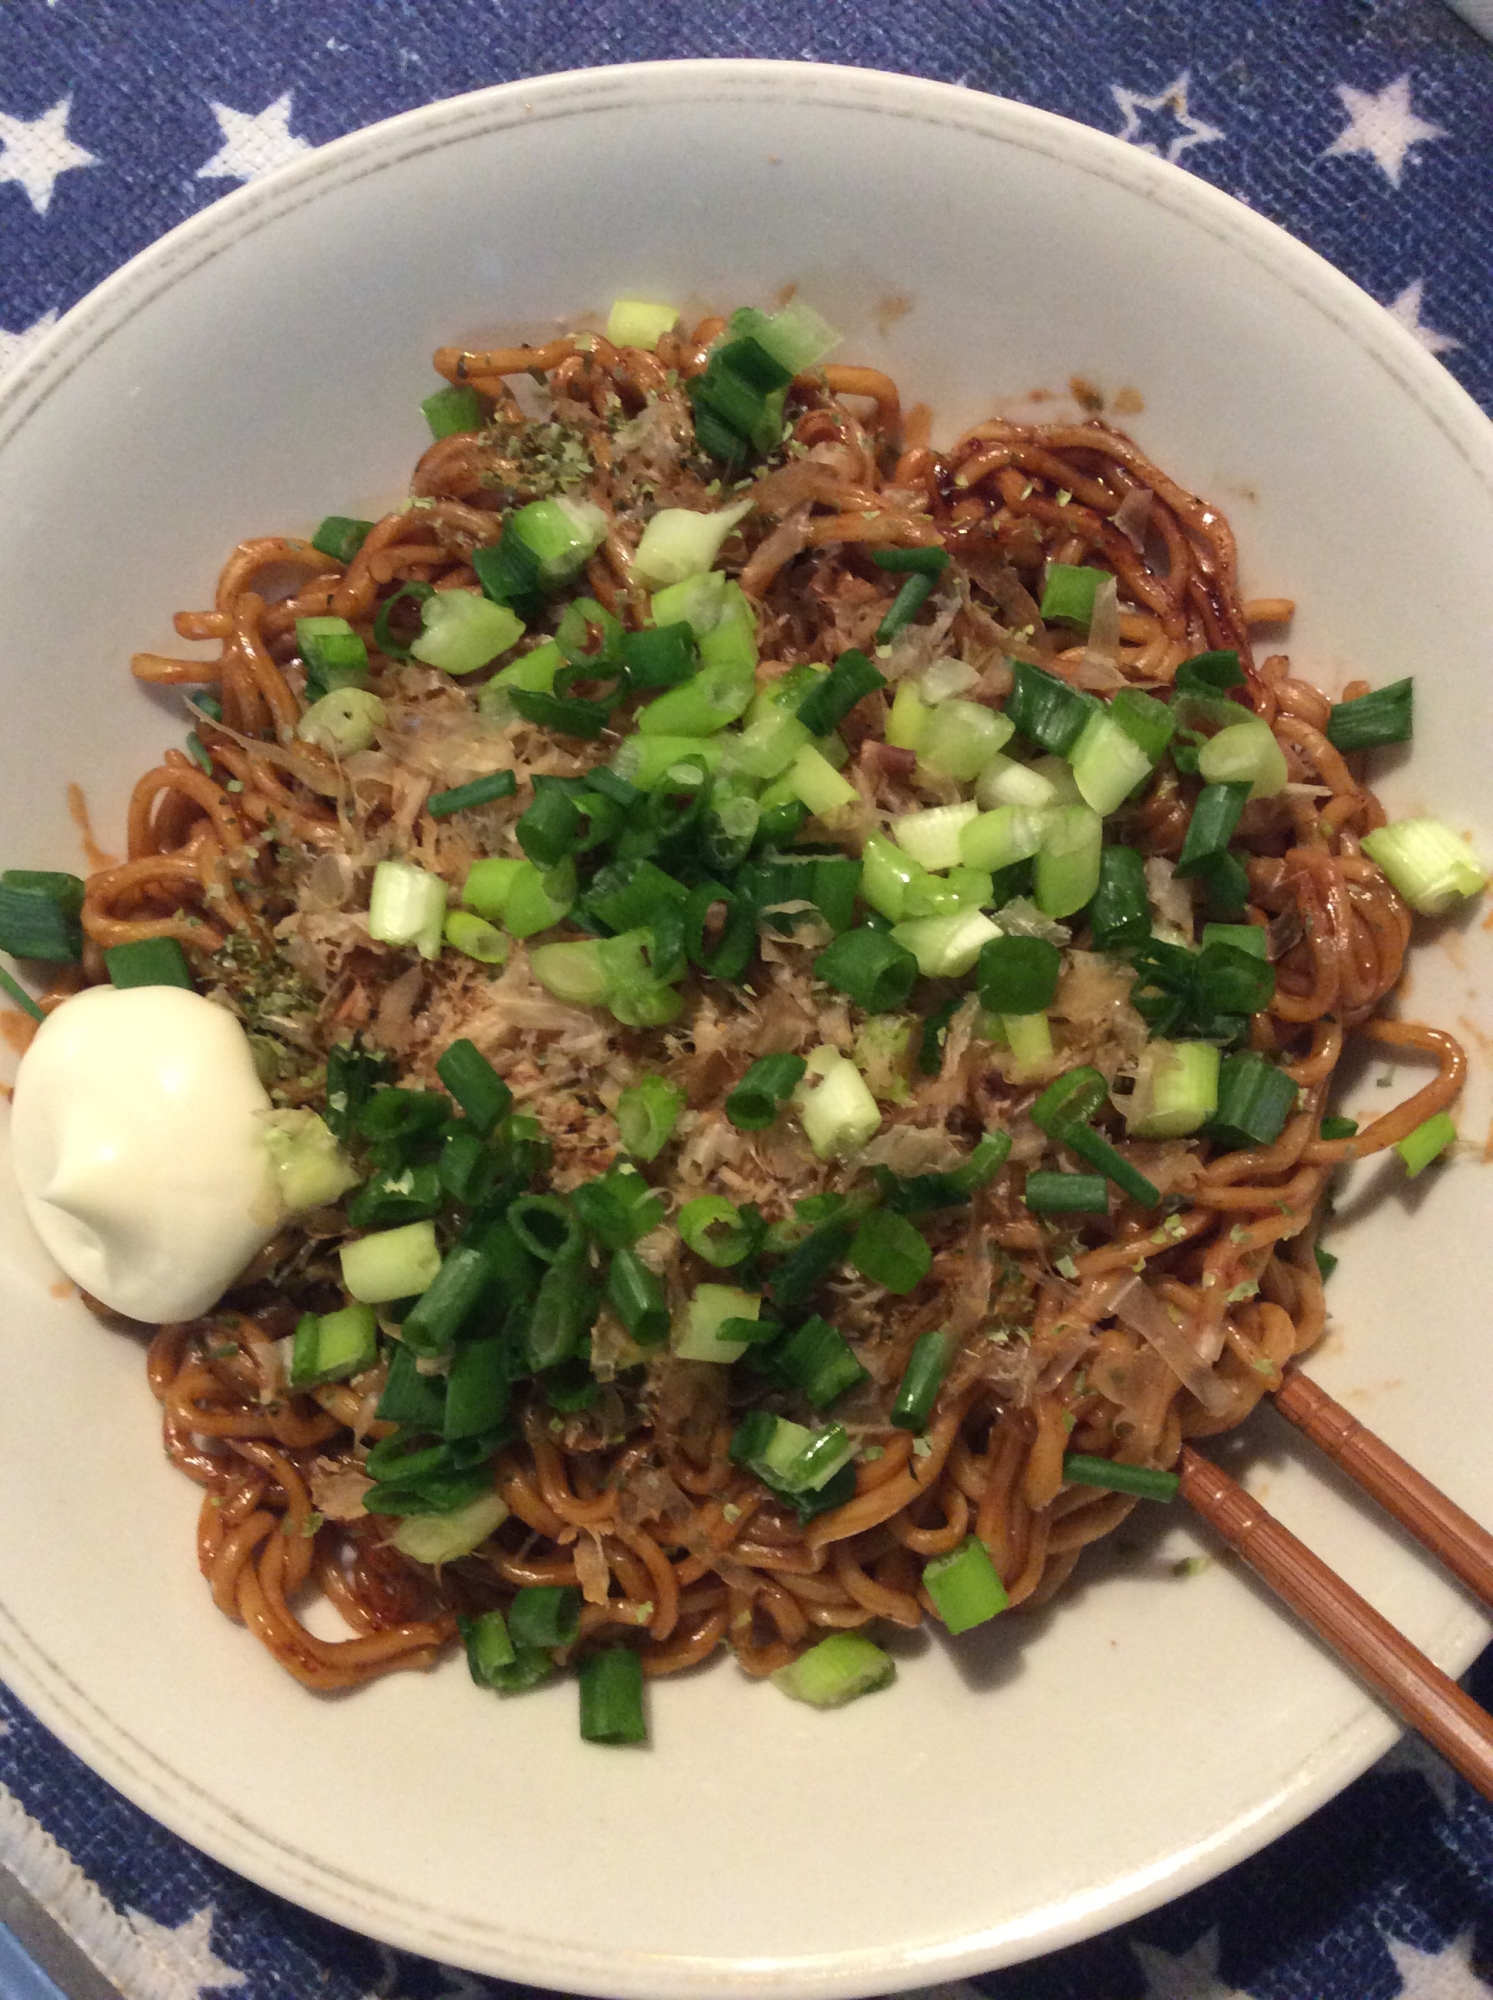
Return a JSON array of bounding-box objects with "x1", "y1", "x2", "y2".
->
[
  {"x1": 1113, "y1": 486, "x2": 1153, "y2": 551},
  {"x1": 1108, "y1": 1273, "x2": 1234, "y2": 1416}
]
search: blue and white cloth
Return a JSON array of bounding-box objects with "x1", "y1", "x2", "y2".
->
[{"x1": 2, "y1": 4, "x2": 1492, "y2": 1996}]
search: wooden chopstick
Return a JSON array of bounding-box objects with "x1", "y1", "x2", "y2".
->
[
  {"x1": 1178, "y1": 1402, "x2": 1493, "y2": 1800},
  {"x1": 1272, "y1": 1368, "x2": 1493, "y2": 1610}
]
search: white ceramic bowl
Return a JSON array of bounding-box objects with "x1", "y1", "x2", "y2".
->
[{"x1": 0, "y1": 59, "x2": 1490, "y2": 1999}]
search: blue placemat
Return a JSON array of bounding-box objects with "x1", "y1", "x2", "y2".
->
[{"x1": 2, "y1": 5, "x2": 1492, "y2": 1997}]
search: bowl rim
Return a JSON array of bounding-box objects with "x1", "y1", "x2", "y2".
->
[{"x1": 2, "y1": 55, "x2": 1492, "y2": 1998}]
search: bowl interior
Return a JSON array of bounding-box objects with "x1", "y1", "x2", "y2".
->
[{"x1": 0, "y1": 61, "x2": 1490, "y2": 1999}]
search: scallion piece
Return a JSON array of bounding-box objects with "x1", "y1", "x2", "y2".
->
[
  {"x1": 460, "y1": 1610, "x2": 553, "y2": 1694},
  {"x1": 1006, "y1": 662, "x2": 1099, "y2": 756},
  {"x1": 1396, "y1": 1109, "x2": 1457, "y2": 1178},
  {"x1": 311, "y1": 515, "x2": 374, "y2": 563},
  {"x1": 288, "y1": 1303, "x2": 377, "y2": 1388},
  {"x1": 507, "y1": 1194, "x2": 583, "y2": 1265},
  {"x1": 616, "y1": 1076, "x2": 685, "y2": 1160},
  {"x1": 1326, "y1": 677, "x2": 1413, "y2": 752},
  {"x1": 393, "y1": 1490, "x2": 509, "y2": 1564},
  {"x1": 636, "y1": 653, "x2": 756, "y2": 738},
  {"x1": 1200, "y1": 921, "x2": 1268, "y2": 959},
  {"x1": 726, "y1": 1052, "x2": 807, "y2": 1131},
  {"x1": 516, "y1": 786, "x2": 582, "y2": 869},
  {"x1": 847, "y1": 1210, "x2": 932, "y2": 1295},
  {"x1": 1320, "y1": 1115, "x2": 1359, "y2": 1142},
  {"x1": 297, "y1": 613, "x2": 371, "y2": 697},
  {"x1": 674, "y1": 1283, "x2": 763, "y2": 1363},
  {"x1": 606, "y1": 1247, "x2": 669, "y2": 1345},
  {"x1": 773, "y1": 1314, "x2": 868, "y2": 1408},
  {"x1": 795, "y1": 649, "x2": 887, "y2": 736},
  {"x1": 1002, "y1": 1009, "x2": 1054, "y2": 1081},
  {"x1": 870, "y1": 546, "x2": 950, "y2": 575},
  {"x1": 297, "y1": 687, "x2": 386, "y2": 757},
  {"x1": 0, "y1": 965, "x2": 43, "y2": 1023},
  {"x1": 876, "y1": 570, "x2": 936, "y2": 644},
  {"x1": 579, "y1": 1646, "x2": 647, "y2": 1745},
  {"x1": 422, "y1": 383, "x2": 483, "y2": 438},
  {"x1": 677, "y1": 1197, "x2": 753, "y2": 1269},
  {"x1": 1062, "y1": 1455, "x2": 1180, "y2": 1501},
  {"x1": 890, "y1": 909, "x2": 1001, "y2": 979},
  {"x1": 427, "y1": 771, "x2": 517, "y2": 820},
  {"x1": 1210, "y1": 1051, "x2": 1299, "y2": 1149},
  {"x1": 104, "y1": 937, "x2": 194, "y2": 989},
  {"x1": 500, "y1": 860, "x2": 577, "y2": 939},
  {"x1": 524, "y1": 1251, "x2": 599, "y2": 1371},
  {"x1": 1033, "y1": 803, "x2": 1103, "y2": 919},
  {"x1": 959, "y1": 804, "x2": 1050, "y2": 876},
  {"x1": 1023, "y1": 1170, "x2": 1109, "y2": 1214},
  {"x1": 975, "y1": 934, "x2": 1061, "y2": 1015},
  {"x1": 892, "y1": 1328, "x2": 952, "y2": 1431},
  {"x1": 1058, "y1": 1123, "x2": 1160, "y2": 1208},
  {"x1": 401, "y1": 1241, "x2": 496, "y2": 1356},
  {"x1": 1361, "y1": 818, "x2": 1489, "y2": 916},
  {"x1": 1173, "y1": 650, "x2": 1245, "y2": 696},
  {"x1": 1197, "y1": 719, "x2": 1289, "y2": 800},
  {"x1": 631, "y1": 498, "x2": 754, "y2": 590},
  {"x1": 1110, "y1": 687, "x2": 1176, "y2": 762},
  {"x1": 621, "y1": 622, "x2": 696, "y2": 689},
  {"x1": 435, "y1": 1038, "x2": 512, "y2": 1135},
  {"x1": 918, "y1": 699, "x2": 1015, "y2": 783},
  {"x1": 509, "y1": 1585, "x2": 582, "y2": 1650},
  {"x1": 796, "y1": 1047, "x2": 882, "y2": 1160},
  {"x1": 1068, "y1": 710, "x2": 1155, "y2": 816},
  {"x1": 340, "y1": 1219, "x2": 442, "y2": 1304},
  {"x1": 0, "y1": 870, "x2": 84, "y2": 962},
  {"x1": 1176, "y1": 782, "x2": 1250, "y2": 877},
  {"x1": 368, "y1": 859, "x2": 447, "y2": 960},
  {"x1": 606, "y1": 298, "x2": 679, "y2": 348},
  {"x1": 1315, "y1": 1245, "x2": 1339, "y2": 1282},
  {"x1": 1089, "y1": 845, "x2": 1150, "y2": 952},
  {"x1": 569, "y1": 1164, "x2": 665, "y2": 1250},
  {"x1": 370, "y1": 583, "x2": 435, "y2": 663},
  {"x1": 1126, "y1": 1039, "x2": 1220, "y2": 1139},
  {"x1": 923, "y1": 1536, "x2": 1008, "y2": 1634},
  {"x1": 1039, "y1": 563, "x2": 1100, "y2": 626},
  {"x1": 771, "y1": 1633, "x2": 895, "y2": 1707},
  {"x1": 814, "y1": 926, "x2": 919, "y2": 1012},
  {"x1": 495, "y1": 498, "x2": 609, "y2": 590},
  {"x1": 411, "y1": 591, "x2": 525, "y2": 676}
]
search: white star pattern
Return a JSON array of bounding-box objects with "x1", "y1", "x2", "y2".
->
[
  {"x1": 1133, "y1": 1927, "x2": 1253, "y2": 1998},
  {"x1": 1384, "y1": 278, "x2": 1461, "y2": 356},
  {"x1": 0, "y1": 309, "x2": 58, "y2": 380},
  {"x1": 1111, "y1": 73, "x2": 1224, "y2": 164},
  {"x1": 197, "y1": 92, "x2": 312, "y2": 185},
  {"x1": 1323, "y1": 75, "x2": 1445, "y2": 187},
  {"x1": 121, "y1": 1904, "x2": 246, "y2": 2000},
  {"x1": 1383, "y1": 1926, "x2": 1485, "y2": 1996},
  {"x1": 0, "y1": 96, "x2": 96, "y2": 216}
]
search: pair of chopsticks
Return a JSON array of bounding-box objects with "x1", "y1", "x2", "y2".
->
[{"x1": 1179, "y1": 1368, "x2": 1493, "y2": 1798}]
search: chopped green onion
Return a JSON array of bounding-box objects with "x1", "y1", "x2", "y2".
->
[
  {"x1": 1058, "y1": 1122, "x2": 1161, "y2": 1208},
  {"x1": 297, "y1": 687, "x2": 386, "y2": 756},
  {"x1": 815, "y1": 926, "x2": 919, "y2": 1012},
  {"x1": 524, "y1": 1251, "x2": 599, "y2": 1371},
  {"x1": 1023, "y1": 1170, "x2": 1109, "y2": 1214},
  {"x1": 1319, "y1": 1115, "x2": 1359, "y2": 1142},
  {"x1": 0, "y1": 965, "x2": 43, "y2": 1022},
  {"x1": 1326, "y1": 678, "x2": 1413, "y2": 752},
  {"x1": 371, "y1": 584, "x2": 435, "y2": 663},
  {"x1": 1210, "y1": 1051, "x2": 1299, "y2": 1149},
  {"x1": 368, "y1": 859, "x2": 447, "y2": 960},
  {"x1": 311, "y1": 515, "x2": 374, "y2": 563},
  {"x1": 411, "y1": 591, "x2": 524, "y2": 675},
  {"x1": 606, "y1": 1247, "x2": 670, "y2": 1346},
  {"x1": 771, "y1": 1633, "x2": 895, "y2": 1707},
  {"x1": 1361, "y1": 818, "x2": 1488, "y2": 916},
  {"x1": 918, "y1": 699, "x2": 1015, "y2": 782},
  {"x1": 976, "y1": 935, "x2": 1061, "y2": 1015},
  {"x1": 427, "y1": 771, "x2": 517, "y2": 819},
  {"x1": 769, "y1": 1217, "x2": 856, "y2": 1317},
  {"x1": 104, "y1": 937, "x2": 194, "y2": 989},
  {"x1": 728, "y1": 298, "x2": 841, "y2": 375},
  {"x1": 508, "y1": 687, "x2": 612, "y2": 739},
  {"x1": 289, "y1": 1303, "x2": 377, "y2": 1388},
  {"x1": 296, "y1": 612, "x2": 372, "y2": 699},
  {"x1": 501, "y1": 860, "x2": 577, "y2": 939},
  {"x1": 885, "y1": 678, "x2": 928, "y2": 752},
  {"x1": 1088, "y1": 846, "x2": 1150, "y2": 952},
  {"x1": 726, "y1": 1053, "x2": 808, "y2": 1131},
  {"x1": 959, "y1": 804, "x2": 1051, "y2": 876},
  {"x1": 606, "y1": 298, "x2": 679, "y2": 348},
  {"x1": 892, "y1": 1329, "x2": 953, "y2": 1431},
  {"x1": 507, "y1": 1194, "x2": 583, "y2": 1265},
  {"x1": 394, "y1": 1491, "x2": 508, "y2": 1566},
  {"x1": 1031, "y1": 1066, "x2": 1109, "y2": 1134},
  {"x1": 876, "y1": 570, "x2": 936, "y2": 644},
  {"x1": 1034, "y1": 803, "x2": 1103, "y2": 918},
  {"x1": 890, "y1": 908, "x2": 1001, "y2": 979},
  {"x1": 1314, "y1": 1245, "x2": 1339, "y2": 1282},
  {"x1": 796, "y1": 1047, "x2": 882, "y2": 1159},
  {"x1": 1396, "y1": 1109, "x2": 1457, "y2": 1177},
  {"x1": 674, "y1": 1283, "x2": 762, "y2": 1363},
  {"x1": 506, "y1": 498, "x2": 609, "y2": 589},
  {"x1": 1002, "y1": 1009, "x2": 1054, "y2": 1080},
  {"x1": 1068, "y1": 710, "x2": 1155, "y2": 816},
  {"x1": 785, "y1": 742, "x2": 858, "y2": 817},
  {"x1": 509, "y1": 1584, "x2": 583, "y2": 1650},
  {"x1": 460, "y1": 857, "x2": 525, "y2": 923},
  {"x1": 637, "y1": 653, "x2": 756, "y2": 739},
  {"x1": 401, "y1": 1241, "x2": 498, "y2": 1356},
  {"x1": 1126, "y1": 1039, "x2": 1220, "y2": 1139},
  {"x1": 678, "y1": 1197, "x2": 754, "y2": 1268},
  {"x1": 1197, "y1": 719, "x2": 1288, "y2": 800},
  {"x1": 340, "y1": 1220, "x2": 443, "y2": 1304},
  {"x1": 616, "y1": 1076, "x2": 685, "y2": 1160},
  {"x1": 0, "y1": 871, "x2": 83, "y2": 962},
  {"x1": 459, "y1": 1610, "x2": 553, "y2": 1694},
  {"x1": 422, "y1": 383, "x2": 483, "y2": 438},
  {"x1": 517, "y1": 786, "x2": 582, "y2": 869},
  {"x1": 773, "y1": 1314, "x2": 869, "y2": 1407},
  {"x1": 1006, "y1": 662, "x2": 1099, "y2": 756},
  {"x1": 796, "y1": 649, "x2": 887, "y2": 736},
  {"x1": 1176, "y1": 782, "x2": 1250, "y2": 877},
  {"x1": 1173, "y1": 650, "x2": 1245, "y2": 696},
  {"x1": 736, "y1": 1414, "x2": 855, "y2": 1495},
  {"x1": 1110, "y1": 688, "x2": 1176, "y2": 762},
  {"x1": 184, "y1": 731, "x2": 213, "y2": 774},
  {"x1": 1039, "y1": 563, "x2": 1100, "y2": 626},
  {"x1": 631, "y1": 498, "x2": 754, "y2": 590},
  {"x1": 923, "y1": 1536, "x2": 1008, "y2": 1633},
  {"x1": 893, "y1": 802, "x2": 980, "y2": 875},
  {"x1": 977, "y1": 752, "x2": 1075, "y2": 811},
  {"x1": 435, "y1": 1039, "x2": 512, "y2": 1135},
  {"x1": 1062, "y1": 1455, "x2": 1180, "y2": 1501},
  {"x1": 442, "y1": 1335, "x2": 512, "y2": 1441},
  {"x1": 621, "y1": 622, "x2": 696, "y2": 689},
  {"x1": 1201, "y1": 921, "x2": 1267, "y2": 959},
  {"x1": 870, "y1": 546, "x2": 950, "y2": 575},
  {"x1": 848, "y1": 1210, "x2": 932, "y2": 1295},
  {"x1": 579, "y1": 1646, "x2": 647, "y2": 1745},
  {"x1": 375, "y1": 1344, "x2": 447, "y2": 1429}
]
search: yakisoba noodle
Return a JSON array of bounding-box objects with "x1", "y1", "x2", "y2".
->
[{"x1": 51, "y1": 308, "x2": 1468, "y2": 1703}]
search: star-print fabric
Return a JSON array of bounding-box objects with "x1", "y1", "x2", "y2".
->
[{"x1": 1, "y1": 3, "x2": 1492, "y2": 1998}]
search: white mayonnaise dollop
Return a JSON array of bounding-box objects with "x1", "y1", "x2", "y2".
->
[{"x1": 9, "y1": 984, "x2": 283, "y2": 1322}]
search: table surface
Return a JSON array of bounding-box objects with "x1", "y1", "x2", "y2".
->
[{"x1": 2, "y1": 4, "x2": 1492, "y2": 1998}]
